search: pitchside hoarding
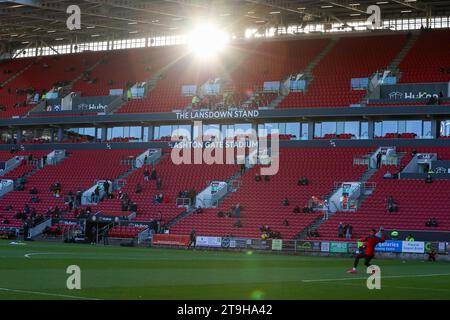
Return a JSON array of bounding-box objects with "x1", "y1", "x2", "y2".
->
[
  {"x1": 375, "y1": 240, "x2": 403, "y2": 253},
  {"x1": 196, "y1": 236, "x2": 222, "y2": 248}
]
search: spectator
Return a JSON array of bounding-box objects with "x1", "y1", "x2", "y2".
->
[
  {"x1": 386, "y1": 196, "x2": 398, "y2": 212},
  {"x1": 135, "y1": 183, "x2": 142, "y2": 194},
  {"x1": 233, "y1": 203, "x2": 241, "y2": 218},
  {"x1": 383, "y1": 171, "x2": 393, "y2": 179},
  {"x1": 282, "y1": 198, "x2": 289, "y2": 206},
  {"x1": 438, "y1": 91, "x2": 444, "y2": 105},
  {"x1": 376, "y1": 152, "x2": 382, "y2": 169},
  {"x1": 338, "y1": 222, "x2": 344, "y2": 238},
  {"x1": 425, "y1": 174, "x2": 433, "y2": 183},
  {"x1": 283, "y1": 219, "x2": 289, "y2": 226},
  {"x1": 103, "y1": 180, "x2": 110, "y2": 196},
  {"x1": 233, "y1": 219, "x2": 242, "y2": 228},
  {"x1": 156, "y1": 177, "x2": 162, "y2": 190},
  {"x1": 426, "y1": 217, "x2": 438, "y2": 227},
  {"x1": 255, "y1": 174, "x2": 261, "y2": 182},
  {"x1": 293, "y1": 206, "x2": 301, "y2": 213},
  {"x1": 405, "y1": 234, "x2": 415, "y2": 242},
  {"x1": 297, "y1": 177, "x2": 309, "y2": 186},
  {"x1": 345, "y1": 224, "x2": 353, "y2": 239},
  {"x1": 53, "y1": 206, "x2": 61, "y2": 218},
  {"x1": 76, "y1": 189, "x2": 82, "y2": 207},
  {"x1": 150, "y1": 168, "x2": 157, "y2": 180},
  {"x1": 263, "y1": 175, "x2": 270, "y2": 182},
  {"x1": 94, "y1": 186, "x2": 100, "y2": 202},
  {"x1": 428, "y1": 249, "x2": 437, "y2": 262},
  {"x1": 143, "y1": 168, "x2": 150, "y2": 181},
  {"x1": 29, "y1": 187, "x2": 38, "y2": 194}
]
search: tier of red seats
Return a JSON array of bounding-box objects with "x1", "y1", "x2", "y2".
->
[
  {"x1": 108, "y1": 225, "x2": 147, "y2": 238},
  {"x1": 398, "y1": 29, "x2": 450, "y2": 83},
  {"x1": 71, "y1": 46, "x2": 179, "y2": 97},
  {"x1": 278, "y1": 34, "x2": 407, "y2": 109},
  {"x1": 0, "y1": 52, "x2": 103, "y2": 119},
  {"x1": 311, "y1": 147, "x2": 450, "y2": 240},
  {"x1": 94, "y1": 154, "x2": 239, "y2": 225},
  {"x1": 0, "y1": 149, "x2": 141, "y2": 228},
  {"x1": 170, "y1": 148, "x2": 370, "y2": 239},
  {"x1": 2, "y1": 30, "x2": 450, "y2": 117}
]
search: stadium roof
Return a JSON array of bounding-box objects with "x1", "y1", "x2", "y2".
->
[{"x1": 1, "y1": 0, "x2": 450, "y2": 51}]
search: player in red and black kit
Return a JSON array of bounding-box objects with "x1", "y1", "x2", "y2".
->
[{"x1": 347, "y1": 227, "x2": 385, "y2": 273}]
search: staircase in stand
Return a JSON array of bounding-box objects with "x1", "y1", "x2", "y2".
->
[
  {"x1": 302, "y1": 37, "x2": 340, "y2": 91},
  {"x1": 388, "y1": 32, "x2": 420, "y2": 78},
  {"x1": 1, "y1": 58, "x2": 40, "y2": 87},
  {"x1": 165, "y1": 165, "x2": 246, "y2": 228},
  {"x1": 295, "y1": 164, "x2": 379, "y2": 240}
]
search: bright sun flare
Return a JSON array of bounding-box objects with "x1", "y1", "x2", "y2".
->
[{"x1": 188, "y1": 25, "x2": 230, "y2": 57}]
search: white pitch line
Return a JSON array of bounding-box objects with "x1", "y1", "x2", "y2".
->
[
  {"x1": 0, "y1": 288, "x2": 101, "y2": 300},
  {"x1": 302, "y1": 273, "x2": 450, "y2": 283},
  {"x1": 24, "y1": 252, "x2": 71, "y2": 259}
]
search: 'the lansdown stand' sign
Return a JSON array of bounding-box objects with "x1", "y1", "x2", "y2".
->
[{"x1": 175, "y1": 110, "x2": 260, "y2": 120}]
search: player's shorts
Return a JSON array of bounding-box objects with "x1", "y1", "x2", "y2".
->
[{"x1": 357, "y1": 252, "x2": 375, "y2": 266}]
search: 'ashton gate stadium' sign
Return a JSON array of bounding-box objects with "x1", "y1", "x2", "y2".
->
[{"x1": 175, "y1": 110, "x2": 260, "y2": 120}]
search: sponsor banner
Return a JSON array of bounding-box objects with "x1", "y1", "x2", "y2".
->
[
  {"x1": 296, "y1": 241, "x2": 321, "y2": 252},
  {"x1": 330, "y1": 242, "x2": 348, "y2": 253},
  {"x1": 152, "y1": 234, "x2": 190, "y2": 246},
  {"x1": 72, "y1": 96, "x2": 115, "y2": 112},
  {"x1": 264, "y1": 81, "x2": 280, "y2": 92},
  {"x1": 380, "y1": 82, "x2": 448, "y2": 100},
  {"x1": 424, "y1": 242, "x2": 437, "y2": 253},
  {"x1": 175, "y1": 109, "x2": 259, "y2": 120},
  {"x1": 402, "y1": 241, "x2": 425, "y2": 253},
  {"x1": 431, "y1": 160, "x2": 450, "y2": 174},
  {"x1": 347, "y1": 242, "x2": 359, "y2": 253},
  {"x1": 438, "y1": 242, "x2": 447, "y2": 253},
  {"x1": 375, "y1": 240, "x2": 403, "y2": 253},
  {"x1": 172, "y1": 140, "x2": 259, "y2": 149},
  {"x1": 351, "y1": 77, "x2": 369, "y2": 90},
  {"x1": 120, "y1": 221, "x2": 153, "y2": 228},
  {"x1": 109, "y1": 89, "x2": 123, "y2": 96},
  {"x1": 321, "y1": 242, "x2": 330, "y2": 252},
  {"x1": 289, "y1": 80, "x2": 305, "y2": 91},
  {"x1": 250, "y1": 239, "x2": 271, "y2": 250},
  {"x1": 181, "y1": 85, "x2": 196, "y2": 96},
  {"x1": 196, "y1": 236, "x2": 222, "y2": 248},
  {"x1": 271, "y1": 239, "x2": 283, "y2": 251}
]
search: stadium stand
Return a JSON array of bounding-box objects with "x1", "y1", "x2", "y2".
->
[
  {"x1": 309, "y1": 147, "x2": 450, "y2": 240},
  {"x1": 0, "y1": 149, "x2": 141, "y2": 228},
  {"x1": 94, "y1": 154, "x2": 239, "y2": 225},
  {"x1": 278, "y1": 34, "x2": 407, "y2": 109},
  {"x1": 398, "y1": 29, "x2": 450, "y2": 83},
  {"x1": 170, "y1": 148, "x2": 370, "y2": 239}
]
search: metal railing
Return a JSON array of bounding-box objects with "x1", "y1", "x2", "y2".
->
[{"x1": 176, "y1": 197, "x2": 192, "y2": 208}]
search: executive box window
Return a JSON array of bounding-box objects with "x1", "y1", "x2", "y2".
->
[
  {"x1": 64, "y1": 128, "x2": 97, "y2": 143},
  {"x1": 222, "y1": 124, "x2": 253, "y2": 139},
  {"x1": 107, "y1": 127, "x2": 143, "y2": 142},
  {"x1": 258, "y1": 122, "x2": 307, "y2": 140},
  {"x1": 154, "y1": 125, "x2": 192, "y2": 140},
  {"x1": 374, "y1": 120, "x2": 433, "y2": 139},
  {"x1": 314, "y1": 121, "x2": 367, "y2": 139},
  {"x1": 440, "y1": 120, "x2": 450, "y2": 137}
]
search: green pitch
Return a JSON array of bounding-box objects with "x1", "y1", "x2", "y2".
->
[{"x1": 0, "y1": 240, "x2": 449, "y2": 300}]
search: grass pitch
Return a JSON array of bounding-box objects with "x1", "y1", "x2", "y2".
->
[{"x1": 0, "y1": 240, "x2": 449, "y2": 300}]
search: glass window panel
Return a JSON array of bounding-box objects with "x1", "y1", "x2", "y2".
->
[{"x1": 405, "y1": 120, "x2": 422, "y2": 136}]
